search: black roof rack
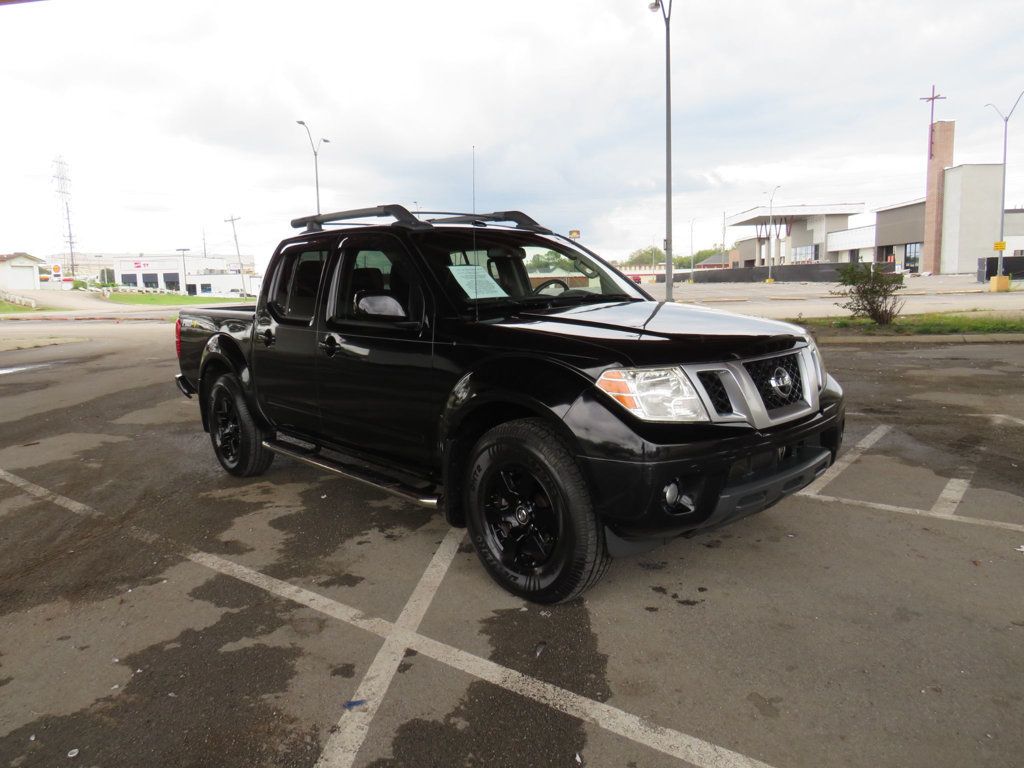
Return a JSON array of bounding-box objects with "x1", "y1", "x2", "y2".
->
[
  {"x1": 423, "y1": 210, "x2": 552, "y2": 234},
  {"x1": 290, "y1": 205, "x2": 430, "y2": 233},
  {"x1": 290, "y1": 205, "x2": 553, "y2": 235}
]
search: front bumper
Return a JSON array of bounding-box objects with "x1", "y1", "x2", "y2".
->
[{"x1": 573, "y1": 398, "x2": 844, "y2": 548}]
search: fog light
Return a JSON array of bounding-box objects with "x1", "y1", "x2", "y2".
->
[{"x1": 664, "y1": 482, "x2": 679, "y2": 506}]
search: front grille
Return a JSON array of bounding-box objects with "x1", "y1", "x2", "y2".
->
[
  {"x1": 744, "y1": 353, "x2": 803, "y2": 411},
  {"x1": 697, "y1": 371, "x2": 732, "y2": 415}
]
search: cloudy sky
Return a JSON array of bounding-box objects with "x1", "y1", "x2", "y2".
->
[{"x1": 2, "y1": 0, "x2": 1022, "y2": 272}]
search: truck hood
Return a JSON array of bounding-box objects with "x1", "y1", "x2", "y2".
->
[{"x1": 504, "y1": 300, "x2": 807, "y2": 366}]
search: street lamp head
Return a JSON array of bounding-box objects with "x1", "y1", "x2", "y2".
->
[
  {"x1": 322, "y1": 138, "x2": 331, "y2": 144},
  {"x1": 648, "y1": 0, "x2": 661, "y2": 10},
  {"x1": 296, "y1": 120, "x2": 306, "y2": 126}
]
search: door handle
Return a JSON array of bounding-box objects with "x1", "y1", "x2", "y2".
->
[
  {"x1": 261, "y1": 329, "x2": 275, "y2": 347},
  {"x1": 318, "y1": 334, "x2": 339, "y2": 357}
]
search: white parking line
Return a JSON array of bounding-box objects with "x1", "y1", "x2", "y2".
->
[
  {"x1": 407, "y1": 632, "x2": 776, "y2": 768},
  {"x1": 930, "y1": 468, "x2": 975, "y2": 517},
  {"x1": 0, "y1": 468, "x2": 778, "y2": 768},
  {"x1": 0, "y1": 363, "x2": 53, "y2": 376},
  {"x1": 800, "y1": 424, "x2": 891, "y2": 496},
  {"x1": 809, "y1": 492, "x2": 1024, "y2": 534},
  {"x1": 314, "y1": 527, "x2": 464, "y2": 768}
]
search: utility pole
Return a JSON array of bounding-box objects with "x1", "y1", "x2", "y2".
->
[
  {"x1": 202, "y1": 228, "x2": 208, "y2": 259},
  {"x1": 176, "y1": 248, "x2": 190, "y2": 295},
  {"x1": 225, "y1": 215, "x2": 246, "y2": 296},
  {"x1": 722, "y1": 211, "x2": 727, "y2": 267},
  {"x1": 53, "y1": 156, "x2": 77, "y2": 280}
]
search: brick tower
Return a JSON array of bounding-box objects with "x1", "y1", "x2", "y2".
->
[{"x1": 922, "y1": 120, "x2": 954, "y2": 273}]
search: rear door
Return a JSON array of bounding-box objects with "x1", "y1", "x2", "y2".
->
[
  {"x1": 315, "y1": 232, "x2": 441, "y2": 466},
  {"x1": 251, "y1": 238, "x2": 332, "y2": 436}
]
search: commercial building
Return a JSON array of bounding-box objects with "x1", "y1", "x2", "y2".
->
[
  {"x1": 113, "y1": 253, "x2": 259, "y2": 296},
  {"x1": 723, "y1": 119, "x2": 1021, "y2": 275},
  {"x1": 726, "y1": 204, "x2": 865, "y2": 269},
  {"x1": 0, "y1": 253, "x2": 44, "y2": 291}
]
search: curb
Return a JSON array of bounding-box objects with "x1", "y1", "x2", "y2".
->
[
  {"x1": 0, "y1": 314, "x2": 174, "y2": 323},
  {"x1": 815, "y1": 333, "x2": 1024, "y2": 345}
]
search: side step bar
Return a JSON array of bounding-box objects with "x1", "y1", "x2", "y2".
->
[{"x1": 261, "y1": 439, "x2": 440, "y2": 509}]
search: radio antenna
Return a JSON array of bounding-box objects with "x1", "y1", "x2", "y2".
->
[{"x1": 472, "y1": 145, "x2": 479, "y2": 322}]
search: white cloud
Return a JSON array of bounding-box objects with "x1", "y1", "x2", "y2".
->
[{"x1": 1, "y1": 0, "x2": 1021, "y2": 271}]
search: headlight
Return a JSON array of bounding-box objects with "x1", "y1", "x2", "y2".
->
[
  {"x1": 806, "y1": 336, "x2": 827, "y2": 389},
  {"x1": 596, "y1": 367, "x2": 709, "y2": 422}
]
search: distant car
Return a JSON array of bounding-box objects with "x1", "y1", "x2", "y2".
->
[{"x1": 175, "y1": 205, "x2": 844, "y2": 603}]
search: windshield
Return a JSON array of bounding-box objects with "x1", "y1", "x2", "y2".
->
[{"x1": 410, "y1": 230, "x2": 647, "y2": 307}]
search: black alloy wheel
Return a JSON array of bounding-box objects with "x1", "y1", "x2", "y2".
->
[
  {"x1": 482, "y1": 464, "x2": 561, "y2": 573},
  {"x1": 465, "y1": 418, "x2": 610, "y2": 603},
  {"x1": 211, "y1": 387, "x2": 241, "y2": 469},
  {"x1": 206, "y1": 373, "x2": 274, "y2": 477}
]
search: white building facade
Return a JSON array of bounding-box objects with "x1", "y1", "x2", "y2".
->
[
  {"x1": 0, "y1": 253, "x2": 44, "y2": 291},
  {"x1": 114, "y1": 255, "x2": 259, "y2": 296}
]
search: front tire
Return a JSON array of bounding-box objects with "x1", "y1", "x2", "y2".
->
[
  {"x1": 465, "y1": 418, "x2": 610, "y2": 604},
  {"x1": 207, "y1": 374, "x2": 274, "y2": 477}
]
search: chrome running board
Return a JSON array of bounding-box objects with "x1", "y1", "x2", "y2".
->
[{"x1": 261, "y1": 439, "x2": 440, "y2": 509}]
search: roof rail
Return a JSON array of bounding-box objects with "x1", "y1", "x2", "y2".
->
[
  {"x1": 424, "y1": 210, "x2": 552, "y2": 234},
  {"x1": 290, "y1": 204, "x2": 430, "y2": 233}
]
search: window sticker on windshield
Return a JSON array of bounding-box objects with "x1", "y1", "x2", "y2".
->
[{"x1": 447, "y1": 265, "x2": 508, "y2": 299}]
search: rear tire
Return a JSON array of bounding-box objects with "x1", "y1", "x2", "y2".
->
[
  {"x1": 207, "y1": 374, "x2": 274, "y2": 477},
  {"x1": 465, "y1": 418, "x2": 610, "y2": 604}
]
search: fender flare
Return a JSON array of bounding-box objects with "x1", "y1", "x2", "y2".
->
[
  {"x1": 197, "y1": 335, "x2": 265, "y2": 431},
  {"x1": 437, "y1": 355, "x2": 595, "y2": 526}
]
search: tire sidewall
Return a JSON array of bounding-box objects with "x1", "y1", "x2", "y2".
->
[
  {"x1": 208, "y1": 375, "x2": 252, "y2": 476},
  {"x1": 466, "y1": 430, "x2": 586, "y2": 602}
]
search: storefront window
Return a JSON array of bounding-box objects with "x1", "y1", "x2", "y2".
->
[{"x1": 904, "y1": 243, "x2": 922, "y2": 273}]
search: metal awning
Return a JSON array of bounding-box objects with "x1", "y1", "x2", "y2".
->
[{"x1": 725, "y1": 203, "x2": 864, "y2": 228}]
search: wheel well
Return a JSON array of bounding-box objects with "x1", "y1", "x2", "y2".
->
[
  {"x1": 442, "y1": 402, "x2": 578, "y2": 527},
  {"x1": 198, "y1": 359, "x2": 232, "y2": 432}
]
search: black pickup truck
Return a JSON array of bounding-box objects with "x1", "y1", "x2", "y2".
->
[{"x1": 175, "y1": 205, "x2": 844, "y2": 603}]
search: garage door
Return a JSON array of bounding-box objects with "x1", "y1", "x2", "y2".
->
[{"x1": 8, "y1": 266, "x2": 37, "y2": 290}]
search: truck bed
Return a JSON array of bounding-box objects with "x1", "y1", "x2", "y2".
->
[{"x1": 176, "y1": 306, "x2": 256, "y2": 389}]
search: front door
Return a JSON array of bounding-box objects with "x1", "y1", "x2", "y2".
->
[
  {"x1": 315, "y1": 233, "x2": 439, "y2": 467},
  {"x1": 251, "y1": 239, "x2": 331, "y2": 437}
]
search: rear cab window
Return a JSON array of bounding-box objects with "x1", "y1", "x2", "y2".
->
[{"x1": 267, "y1": 246, "x2": 329, "y2": 323}]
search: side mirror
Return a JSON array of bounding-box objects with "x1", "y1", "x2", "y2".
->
[{"x1": 355, "y1": 291, "x2": 407, "y2": 320}]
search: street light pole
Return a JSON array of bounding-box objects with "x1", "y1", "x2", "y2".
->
[
  {"x1": 689, "y1": 217, "x2": 696, "y2": 283},
  {"x1": 650, "y1": 0, "x2": 674, "y2": 302},
  {"x1": 986, "y1": 90, "x2": 1024, "y2": 278},
  {"x1": 176, "y1": 248, "x2": 190, "y2": 295},
  {"x1": 296, "y1": 120, "x2": 330, "y2": 215},
  {"x1": 766, "y1": 185, "x2": 781, "y2": 282}
]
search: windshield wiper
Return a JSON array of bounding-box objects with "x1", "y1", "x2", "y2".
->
[{"x1": 554, "y1": 292, "x2": 638, "y2": 304}]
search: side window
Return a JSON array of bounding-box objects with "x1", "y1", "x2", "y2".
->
[
  {"x1": 269, "y1": 249, "x2": 327, "y2": 322},
  {"x1": 336, "y1": 243, "x2": 423, "y2": 323}
]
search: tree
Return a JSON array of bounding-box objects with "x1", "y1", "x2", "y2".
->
[
  {"x1": 624, "y1": 246, "x2": 665, "y2": 267},
  {"x1": 831, "y1": 264, "x2": 905, "y2": 324},
  {"x1": 527, "y1": 250, "x2": 575, "y2": 273}
]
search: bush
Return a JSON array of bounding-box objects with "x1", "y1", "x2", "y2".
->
[
  {"x1": 72, "y1": 279, "x2": 87, "y2": 290},
  {"x1": 831, "y1": 264, "x2": 905, "y2": 325}
]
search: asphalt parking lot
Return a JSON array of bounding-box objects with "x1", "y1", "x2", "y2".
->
[{"x1": 0, "y1": 320, "x2": 1022, "y2": 768}]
